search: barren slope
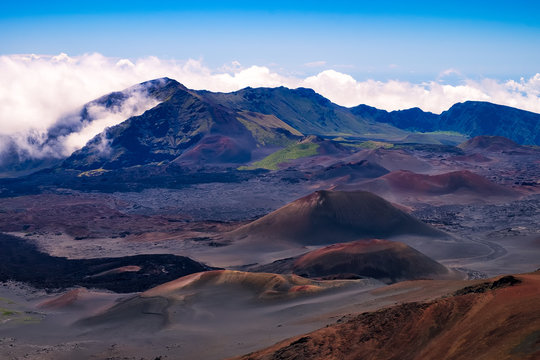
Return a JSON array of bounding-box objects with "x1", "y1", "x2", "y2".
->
[
  {"x1": 228, "y1": 190, "x2": 444, "y2": 247},
  {"x1": 291, "y1": 239, "x2": 457, "y2": 283},
  {"x1": 238, "y1": 273, "x2": 540, "y2": 360},
  {"x1": 362, "y1": 169, "x2": 518, "y2": 198}
]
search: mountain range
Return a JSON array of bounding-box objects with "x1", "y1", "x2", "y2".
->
[
  {"x1": 62, "y1": 78, "x2": 404, "y2": 171},
  {"x1": 352, "y1": 101, "x2": 540, "y2": 145},
  {"x1": 65, "y1": 79, "x2": 539, "y2": 171},
  {"x1": 2, "y1": 77, "x2": 539, "y2": 177}
]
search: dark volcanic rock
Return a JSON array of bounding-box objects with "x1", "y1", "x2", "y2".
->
[
  {"x1": 453, "y1": 275, "x2": 521, "y2": 296},
  {"x1": 0, "y1": 233, "x2": 215, "y2": 292}
]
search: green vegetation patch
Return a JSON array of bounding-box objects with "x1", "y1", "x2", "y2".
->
[
  {"x1": 78, "y1": 168, "x2": 111, "y2": 177},
  {"x1": 1, "y1": 308, "x2": 19, "y2": 317},
  {"x1": 238, "y1": 117, "x2": 298, "y2": 147},
  {"x1": 419, "y1": 130, "x2": 465, "y2": 136},
  {"x1": 342, "y1": 140, "x2": 394, "y2": 149},
  {"x1": 240, "y1": 142, "x2": 320, "y2": 170},
  {"x1": 0, "y1": 301, "x2": 41, "y2": 324}
]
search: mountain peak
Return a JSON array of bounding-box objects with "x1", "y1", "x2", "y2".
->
[{"x1": 451, "y1": 100, "x2": 535, "y2": 113}]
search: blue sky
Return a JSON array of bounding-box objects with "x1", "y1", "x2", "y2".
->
[{"x1": 1, "y1": 1, "x2": 540, "y2": 82}]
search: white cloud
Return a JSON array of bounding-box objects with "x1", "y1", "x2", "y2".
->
[
  {"x1": 304, "y1": 60, "x2": 327, "y2": 68},
  {"x1": 302, "y1": 69, "x2": 540, "y2": 113},
  {"x1": 0, "y1": 52, "x2": 539, "y2": 161},
  {"x1": 58, "y1": 89, "x2": 158, "y2": 156},
  {"x1": 439, "y1": 68, "x2": 462, "y2": 78}
]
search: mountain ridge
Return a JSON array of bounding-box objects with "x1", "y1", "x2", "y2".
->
[
  {"x1": 3, "y1": 77, "x2": 539, "y2": 176},
  {"x1": 352, "y1": 100, "x2": 540, "y2": 145},
  {"x1": 63, "y1": 80, "x2": 540, "y2": 172}
]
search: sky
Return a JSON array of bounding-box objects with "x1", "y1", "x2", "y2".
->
[
  {"x1": 1, "y1": 1, "x2": 540, "y2": 155},
  {"x1": 2, "y1": 1, "x2": 540, "y2": 80}
]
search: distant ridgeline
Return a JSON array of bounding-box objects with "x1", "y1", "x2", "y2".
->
[
  {"x1": 1, "y1": 77, "x2": 539, "y2": 177},
  {"x1": 351, "y1": 101, "x2": 540, "y2": 146},
  {"x1": 62, "y1": 79, "x2": 540, "y2": 170}
]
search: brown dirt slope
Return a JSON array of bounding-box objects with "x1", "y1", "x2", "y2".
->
[
  {"x1": 229, "y1": 190, "x2": 444, "y2": 246},
  {"x1": 77, "y1": 270, "x2": 359, "y2": 329},
  {"x1": 312, "y1": 160, "x2": 389, "y2": 181},
  {"x1": 291, "y1": 239, "x2": 456, "y2": 283},
  {"x1": 458, "y1": 135, "x2": 522, "y2": 152},
  {"x1": 142, "y1": 270, "x2": 329, "y2": 300},
  {"x1": 237, "y1": 273, "x2": 540, "y2": 360},
  {"x1": 38, "y1": 288, "x2": 88, "y2": 309},
  {"x1": 380, "y1": 169, "x2": 517, "y2": 197},
  {"x1": 173, "y1": 135, "x2": 251, "y2": 164},
  {"x1": 354, "y1": 148, "x2": 432, "y2": 172}
]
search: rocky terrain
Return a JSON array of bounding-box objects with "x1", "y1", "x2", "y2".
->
[
  {"x1": 237, "y1": 273, "x2": 540, "y2": 360},
  {"x1": 0, "y1": 79, "x2": 538, "y2": 359},
  {"x1": 0, "y1": 233, "x2": 215, "y2": 292}
]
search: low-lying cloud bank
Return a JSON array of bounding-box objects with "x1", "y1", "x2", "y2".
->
[{"x1": 1, "y1": 53, "x2": 540, "y2": 161}]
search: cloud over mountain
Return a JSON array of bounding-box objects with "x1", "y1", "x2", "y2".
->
[{"x1": 1, "y1": 52, "x2": 539, "y2": 160}]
